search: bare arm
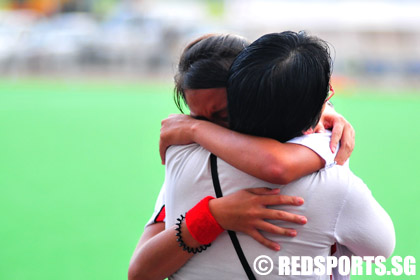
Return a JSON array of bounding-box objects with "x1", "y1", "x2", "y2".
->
[
  {"x1": 160, "y1": 115, "x2": 324, "y2": 184},
  {"x1": 128, "y1": 188, "x2": 307, "y2": 280},
  {"x1": 128, "y1": 222, "x2": 197, "y2": 280},
  {"x1": 160, "y1": 107, "x2": 355, "y2": 184}
]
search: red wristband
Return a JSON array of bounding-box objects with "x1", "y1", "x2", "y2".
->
[{"x1": 185, "y1": 196, "x2": 224, "y2": 245}]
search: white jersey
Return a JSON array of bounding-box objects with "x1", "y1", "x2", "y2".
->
[
  {"x1": 145, "y1": 183, "x2": 166, "y2": 226},
  {"x1": 146, "y1": 132, "x2": 341, "y2": 227},
  {"x1": 163, "y1": 133, "x2": 395, "y2": 280}
]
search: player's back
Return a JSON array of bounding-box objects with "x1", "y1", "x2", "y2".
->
[{"x1": 164, "y1": 143, "x2": 394, "y2": 280}]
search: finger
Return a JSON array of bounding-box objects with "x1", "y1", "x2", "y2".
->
[
  {"x1": 260, "y1": 194, "x2": 304, "y2": 206},
  {"x1": 256, "y1": 220, "x2": 298, "y2": 237},
  {"x1": 261, "y1": 209, "x2": 307, "y2": 225},
  {"x1": 248, "y1": 230, "x2": 281, "y2": 251},
  {"x1": 330, "y1": 120, "x2": 344, "y2": 153},
  {"x1": 303, "y1": 127, "x2": 314, "y2": 135},
  {"x1": 335, "y1": 148, "x2": 349, "y2": 166},
  {"x1": 159, "y1": 139, "x2": 167, "y2": 165},
  {"x1": 334, "y1": 124, "x2": 355, "y2": 165},
  {"x1": 314, "y1": 122, "x2": 326, "y2": 133},
  {"x1": 247, "y1": 187, "x2": 280, "y2": 195},
  {"x1": 159, "y1": 138, "x2": 168, "y2": 164},
  {"x1": 160, "y1": 119, "x2": 167, "y2": 165}
]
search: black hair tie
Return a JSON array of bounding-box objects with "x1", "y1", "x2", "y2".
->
[{"x1": 175, "y1": 214, "x2": 211, "y2": 254}]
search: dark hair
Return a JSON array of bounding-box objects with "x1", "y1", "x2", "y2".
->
[
  {"x1": 227, "y1": 31, "x2": 332, "y2": 142},
  {"x1": 174, "y1": 34, "x2": 250, "y2": 112}
]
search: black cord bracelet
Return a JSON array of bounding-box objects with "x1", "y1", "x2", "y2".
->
[{"x1": 175, "y1": 214, "x2": 211, "y2": 254}]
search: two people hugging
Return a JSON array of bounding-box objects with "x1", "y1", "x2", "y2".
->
[{"x1": 129, "y1": 31, "x2": 395, "y2": 280}]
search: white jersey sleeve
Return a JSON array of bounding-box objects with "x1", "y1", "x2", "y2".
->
[
  {"x1": 144, "y1": 182, "x2": 166, "y2": 228},
  {"x1": 287, "y1": 131, "x2": 341, "y2": 168},
  {"x1": 334, "y1": 174, "x2": 395, "y2": 258}
]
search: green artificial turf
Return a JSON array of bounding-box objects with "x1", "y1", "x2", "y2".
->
[{"x1": 0, "y1": 79, "x2": 419, "y2": 279}]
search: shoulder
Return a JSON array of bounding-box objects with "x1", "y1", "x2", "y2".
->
[
  {"x1": 319, "y1": 166, "x2": 378, "y2": 219},
  {"x1": 287, "y1": 131, "x2": 337, "y2": 167},
  {"x1": 311, "y1": 165, "x2": 369, "y2": 202},
  {"x1": 332, "y1": 167, "x2": 371, "y2": 198},
  {"x1": 166, "y1": 144, "x2": 212, "y2": 174},
  {"x1": 329, "y1": 165, "x2": 367, "y2": 187},
  {"x1": 166, "y1": 143, "x2": 207, "y2": 161}
]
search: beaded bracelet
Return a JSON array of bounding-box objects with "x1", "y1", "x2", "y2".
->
[{"x1": 175, "y1": 214, "x2": 211, "y2": 254}]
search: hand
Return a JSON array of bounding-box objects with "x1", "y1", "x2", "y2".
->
[
  {"x1": 160, "y1": 114, "x2": 200, "y2": 164},
  {"x1": 315, "y1": 105, "x2": 355, "y2": 165},
  {"x1": 208, "y1": 187, "x2": 307, "y2": 251}
]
